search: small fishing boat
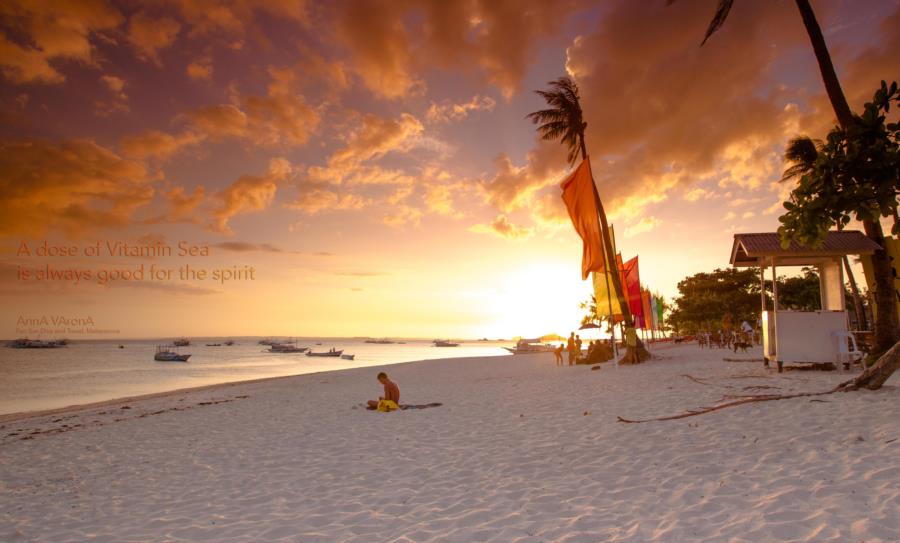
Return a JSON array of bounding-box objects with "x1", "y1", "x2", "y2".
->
[
  {"x1": 173, "y1": 338, "x2": 190, "y2": 347},
  {"x1": 433, "y1": 339, "x2": 459, "y2": 347},
  {"x1": 224, "y1": 340, "x2": 235, "y2": 346},
  {"x1": 7, "y1": 338, "x2": 66, "y2": 348},
  {"x1": 503, "y1": 339, "x2": 557, "y2": 354},
  {"x1": 267, "y1": 343, "x2": 308, "y2": 353},
  {"x1": 364, "y1": 339, "x2": 396, "y2": 344},
  {"x1": 340, "y1": 354, "x2": 355, "y2": 360},
  {"x1": 306, "y1": 349, "x2": 343, "y2": 357},
  {"x1": 206, "y1": 343, "x2": 222, "y2": 347},
  {"x1": 155, "y1": 345, "x2": 190, "y2": 362}
]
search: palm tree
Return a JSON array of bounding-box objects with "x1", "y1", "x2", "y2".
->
[
  {"x1": 527, "y1": 77, "x2": 646, "y2": 361},
  {"x1": 686, "y1": 0, "x2": 899, "y2": 359},
  {"x1": 782, "y1": 137, "x2": 868, "y2": 331},
  {"x1": 526, "y1": 77, "x2": 589, "y2": 166},
  {"x1": 692, "y1": 0, "x2": 854, "y2": 128}
]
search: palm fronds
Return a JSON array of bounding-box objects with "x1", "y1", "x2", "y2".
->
[{"x1": 525, "y1": 76, "x2": 587, "y2": 165}]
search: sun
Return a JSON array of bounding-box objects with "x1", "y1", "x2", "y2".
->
[{"x1": 478, "y1": 262, "x2": 592, "y2": 339}]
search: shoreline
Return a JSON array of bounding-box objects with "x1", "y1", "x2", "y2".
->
[{"x1": 0, "y1": 352, "x2": 518, "y2": 424}]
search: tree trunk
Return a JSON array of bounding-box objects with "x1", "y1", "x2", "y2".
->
[
  {"x1": 842, "y1": 255, "x2": 867, "y2": 330},
  {"x1": 837, "y1": 223, "x2": 867, "y2": 330},
  {"x1": 794, "y1": 0, "x2": 855, "y2": 129},
  {"x1": 862, "y1": 218, "x2": 900, "y2": 359},
  {"x1": 581, "y1": 136, "x2": 650, "y2": 363},
  {"x1": 837, "y1": 340, "x2": 900, "y2": 391}
]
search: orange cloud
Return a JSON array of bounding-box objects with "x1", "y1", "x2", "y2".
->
[
  {"x1": 187, "y1": 56, "x2": 213, "y2": 81},
  {"x1": 286, "y1": 186, "x2": 370, "y2": 215},
  {"x1": 307, "y1": 113, "x2": 424, "y2": 185},
  {"x1": 127, "y1": 10, "x2": 181, "y2": 65},
  {"x1": 0, "y1": 139, "x2": 153, "y2": 237},
  {"x1": 383, "y1": 205, "x2": 423, "y2": 227},
  {"x1": 469, "y1": 214, "x2": 532, "y2": 240},
  {"x1": 426, "y1": 95, "x2": 497, "y2": 124},
  {"x1": 210, "y1": 158, "x2": 290, "y2": 235},
  {"x1": 0, "y1": 0, "x2": 122, "y2": 83},
  {"x1": 332, "y1": 1, "x2": 585, "y2": 100},
  {"x1": 162, "y1": 185, "x2": 205, "y2": 223},
  {"x1": 120, "y1": 130, "x2": 205, "y2": 161},
  {"x1": 334, "y1": 1, "x2": 420, "y2": 99},
  {"x1": 480, "y1": 140, "x2": 567, "y2": 213},
  {"x1": 173, "y1": 0, "x2": 309, "y2": 39},
  {"x1": 183, "y1": 66, "x2": 319, "y2": 147},
  {"x1": 94, "y1": 74, "x2": 129, "y2": 117}
]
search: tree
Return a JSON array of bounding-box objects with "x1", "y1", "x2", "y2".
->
[
  {"x1": 685, "y1": 0, "x2": 900, "y2": 383},
  {"x1": 775, "y1": 267, "x2": 821, "y2": 311},
  {"x1": 690, "y1": 0, "x2": 854, "y2": 128},
  {"x1": 668, "y1": 268, "x2": 762, "y2": 335},
  {"x1": 527, "y1": 77, "x2": 647, "y2": 362},
  {"x1": 779, "y1": 81, "x2": 900, "y2": 370}
]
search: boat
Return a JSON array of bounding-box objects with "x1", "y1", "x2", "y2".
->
[
  {"x1": 266, "y1": 343, "x2": 308, "y2": 353},
  {"x1": 224, "y1": 340, "x2": 235, "y2": 346},
  {"x1": 364, "y1": 339, "x2": 397, "y2": 344},
  {"x1": 433, "y1": 340, "x2": 459, "y2": 347},
  {"x1": 206, "y1": 343, "x2": 222, "y2": 347},
  {"x1": 306, "y1": 349, "x2": 343, "y2": 357},
  {"x1": 340, "y1": 354, "x2": 355, "y2": 360},
  {"x1": 173, "y1": 338, "x2": 190, "y2": 347},
  {"x1": 118, "y1": 345, "x2": 124, "y2": 349},
  {"x1": 154, "y1": 345, "x2": 190, "y2": 362},
  {"x1": 6, "y1": 338, "x2": 66, "y2": 348},
  {"x1": 503, "y1": 338, "x2": 558, "y2": 354}
]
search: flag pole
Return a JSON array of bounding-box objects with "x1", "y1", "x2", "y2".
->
[{"x1": 602, "y1": 268, "x2": 617, "y2": 357}]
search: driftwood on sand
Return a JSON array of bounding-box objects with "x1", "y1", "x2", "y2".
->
[{"x1": 617, "y1": 340, "x2": 900, "y2": 424}]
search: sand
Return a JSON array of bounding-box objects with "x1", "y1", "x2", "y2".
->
[{"x1": 1, "y1": 343, "x2": 898, "y2": 542}]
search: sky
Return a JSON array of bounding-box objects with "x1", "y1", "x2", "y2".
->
[{"x1": 0, "y1": 0, "x2": 898, "y2": 340}]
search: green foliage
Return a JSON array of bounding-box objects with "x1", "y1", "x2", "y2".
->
[
  {"x1": 775, "y1": 267, "x2": 821, "y2": 311},
  {"x1": 778, "y1": 81, "x2": 900, "y2": 247},
  {"x1": 668, "y1": 268, "x2": 762, "y2": 334}
]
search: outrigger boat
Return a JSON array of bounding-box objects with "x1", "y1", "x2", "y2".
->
[
  {"x1": 155, "y1": 345, "x2": 190, "y2": 362},
  {"x1": 266, "y1": 343, "x2": 309, "y2": 353},
  {"x1": 503, "y1": 338, "x2": 557, "y2": 354},
  {"x1": 306, "y1": 348, "x2": 343, "y2": 357}
]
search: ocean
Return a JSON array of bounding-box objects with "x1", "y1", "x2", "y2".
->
[{"x1": 0, "y1": 338, "x2": 512, "y2": 415}]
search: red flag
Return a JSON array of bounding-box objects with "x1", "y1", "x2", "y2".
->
[
  {"x1": 622, "y1": 256, "x2": 643, "y2": 325},
  {"x1": 560, "y1": 158, "x2": 604, "y2": 280}
]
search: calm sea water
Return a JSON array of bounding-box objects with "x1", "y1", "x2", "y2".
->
[{"x1": 0, "y1": 338, "x2": 512, "y2": 415}]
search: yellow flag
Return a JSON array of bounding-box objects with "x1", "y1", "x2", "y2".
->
[{"x1": 592, "y1": 270, "x2": 622, "y2": 318}]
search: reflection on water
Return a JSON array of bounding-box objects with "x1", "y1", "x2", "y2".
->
[{"x1": 0, "y1": 338, "x2": 511, "y2": 415}]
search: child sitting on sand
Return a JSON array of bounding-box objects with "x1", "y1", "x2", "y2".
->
[{"x1": 367, "y1": 372, "x2": 400, "y2": 412}]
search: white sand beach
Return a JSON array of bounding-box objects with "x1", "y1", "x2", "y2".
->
[{"x1": 1, "y1": 343, "x2": 899, "y2": 543}]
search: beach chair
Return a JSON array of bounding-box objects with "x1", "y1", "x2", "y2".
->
[{"x1": 833, "y1": 331, "x2": 863, "y2": 371}]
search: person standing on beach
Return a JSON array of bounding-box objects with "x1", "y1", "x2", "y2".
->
[
  {"x1": 554, "y1": 344, "x2": 564, "y2": 366},
  {"x1": 625, "y1": 326, "x2": 639, "y2": 364},
  {"x1": 367, "y1": 372, "x2": 400, "y2": 412},
  {"x1": 567, "y1": 332, "x2": 576, "y2": 365},
  {"x1": 574, "y1": 335, "x2": 583, "y2": 363}
]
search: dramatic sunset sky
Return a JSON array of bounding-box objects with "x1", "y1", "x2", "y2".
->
[{"x1": 1, "y1": 0, "x2": 898, "y2": 339}]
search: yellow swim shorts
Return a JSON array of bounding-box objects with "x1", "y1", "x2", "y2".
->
[{"x1": 376, "y1": 399, "x2": 399, "y2": 412}]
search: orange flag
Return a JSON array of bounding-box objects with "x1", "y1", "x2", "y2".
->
[{"x1": 561, "y1": 158, "x2": 604, "y2": 280}]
